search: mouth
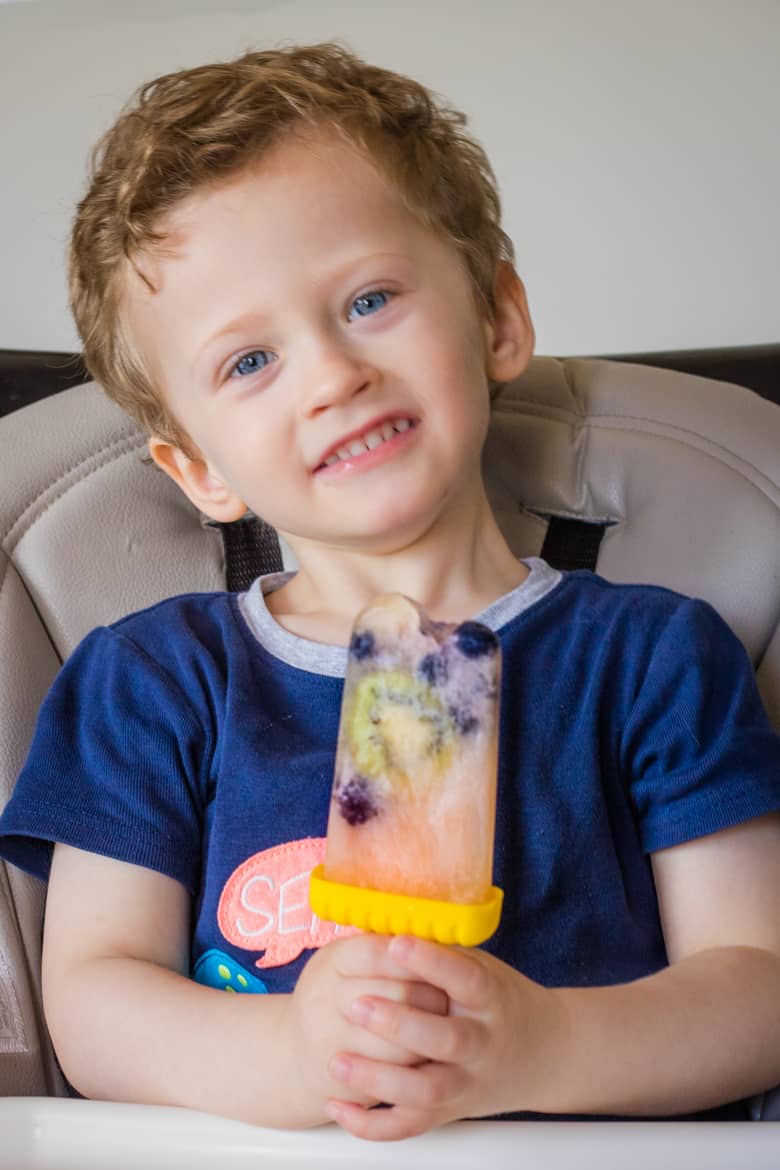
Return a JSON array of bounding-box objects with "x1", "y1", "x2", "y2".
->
[{"x1": 313, "y1": 415, "x2": 419, "y2": 473}]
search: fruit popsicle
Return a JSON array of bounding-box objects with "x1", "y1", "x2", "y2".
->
[{"x1": 309, "y1": 593, "x2": 503, "y2": 945}]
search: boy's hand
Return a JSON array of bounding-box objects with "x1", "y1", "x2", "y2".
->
[
  {"x1": 285, "y1": 933, "x2": 449, "y2": 1115},
  {"x1": 324, "y1": 934, "x2": 565, "y2": 1140}
]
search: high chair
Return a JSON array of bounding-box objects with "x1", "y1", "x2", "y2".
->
[{"x1": 0, "y1": 352, "x2": 778, "y2": 1168}]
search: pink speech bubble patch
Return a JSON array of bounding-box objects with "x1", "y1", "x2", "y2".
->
[{"x1": 217, "y1": 837, "x2": 356, "y2": 969}]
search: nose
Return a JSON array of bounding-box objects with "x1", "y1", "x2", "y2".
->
[{"x1": 298, "y1": 329, "x2": 377, "y2": 417}]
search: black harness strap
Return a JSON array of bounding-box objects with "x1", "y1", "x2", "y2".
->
[
  {"x1": 218, "y1": 513, "x2": 608, "y2": 592},
  {"x1": 540, "y1": 516, "x2": 608, "y2": 572},
  {"x1": 218, "y1": 516, "x2": 284, "y2": 592}
]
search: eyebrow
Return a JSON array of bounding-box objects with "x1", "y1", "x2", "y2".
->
[
  {"x1": 194, "y1": 251, "x2": 414, "y2": 368},
  {"x1": 196, "y1": 312, "x2": 271, "y2": 365}
]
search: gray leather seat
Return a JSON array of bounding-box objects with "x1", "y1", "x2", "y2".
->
[{"x1": 1, "y1": 356, "x2": 778, "y2": 1113}]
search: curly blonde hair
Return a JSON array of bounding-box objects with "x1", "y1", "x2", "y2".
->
[{"x1": 69, "y1": 42, "x2": 514, "y2": 449}]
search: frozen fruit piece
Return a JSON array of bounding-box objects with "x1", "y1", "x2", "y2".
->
[
  {"x1": 347, "y1": 669, "x2": 454, "y2": 787},
  {"x1": 349, "y1": 630, "x2": 376, "y2": 660},
  {"x1": 456, "y1": 621, "x2": 499, "y2": 658},
  {"x1": 337, "y1": 775, "x2": 380, "y2": 825},
  {"x1": 324, "y1": 593, "x2": 501, "y2": 904},
  {"x1": 449, "y1": 706, "x2": 479, "y2": 736},
  {"x1": 419, "y1": 651, "x2": 448, "y2": 685}
]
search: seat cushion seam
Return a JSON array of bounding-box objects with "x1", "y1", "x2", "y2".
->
[
  {"x1": 2, "y1": 433, "x2": 147, "y2": 551},
  {"x1": 586, "y1": 417, "x2": 780, "y2": 498},
  {"x1": 492, "y1": 404, "x2": 779, "y2": 497}
]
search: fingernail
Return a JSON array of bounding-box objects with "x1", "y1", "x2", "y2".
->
[
  {"x1": 330, "y1": 1055, "x2": 352, "y2": 1083},
  {"x1": 350, "y1": 998, "x2": 374, "y2": 1025}
]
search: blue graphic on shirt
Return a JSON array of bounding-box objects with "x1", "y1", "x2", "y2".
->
[{"x1": 192, "y1": 948, "x2": 268, "y2": 994}]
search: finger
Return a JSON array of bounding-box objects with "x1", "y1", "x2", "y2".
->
[
  {"x1": 327, "y1": 1099, "x2": 438, "y2": 1142},
  {"x1": 329, "y1": 1051, "x2": 461, "y2": 1111},
  {"x1": 326, "y1": 1084, "x2": 379, "y2": 1110},
  {"x1": 330, "y1": 942, "x2": 450, "y2": 1065},
  {"x1": 336, "y1": 980, "x2": 443, "y2": 1066},
  {"x1": 387, "y1": 978, "x2": 449, "y2": 1016},
  {"x1": 388, "y1": 936, "x2": 491, "y2": 1009},
  {"x1": 331, "y1": 932, "x2": 427, "y2": 981},
  {"x1": 330, "y1": 932, "x2": 398, "y2": 976},
  {"x1": 338, "y1": 977, "x2": 447, "y2": 1020},
  {"x1": 350, "y1": 996, "x2": 481, "y2": 1063}
]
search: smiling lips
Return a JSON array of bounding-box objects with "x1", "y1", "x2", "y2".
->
[{"x1": 314, "y1": 416, "x2": 418, "y2": 474}]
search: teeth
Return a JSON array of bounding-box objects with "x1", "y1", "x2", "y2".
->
[{"x1": 322, "y1": 418, "x2": 414, "y2": 468}]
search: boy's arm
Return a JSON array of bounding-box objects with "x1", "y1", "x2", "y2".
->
[
  {"x1": 554, "y1": 809, "x2": 780, "y2": 1113},
  {"x1": 42, "y1": 844, "x2": 445, "y2": 1128},
  {"x1": 42, "y1": 843, "x2": 310, "y2": 1126},
  {"x1": 325, "y1": 812, "x2": 780, "y2": 1139}
]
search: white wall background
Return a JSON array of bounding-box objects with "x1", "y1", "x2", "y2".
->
[{"x1": 1, "y1": 0, "x2": 777, "y2": 356}]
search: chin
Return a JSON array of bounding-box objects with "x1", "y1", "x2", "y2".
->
[{"x1": 346, "y1": 502, "x2": 448, "y2": 552}]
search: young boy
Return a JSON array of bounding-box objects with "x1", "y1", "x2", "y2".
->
[{"x1": 1, "y1": 43, "x2": 779, "y2": 1141}]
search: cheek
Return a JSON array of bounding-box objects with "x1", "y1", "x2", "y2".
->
[
  {"x1": 192, "y1": 400, "x2": 268, "y2": 460},
  {"x1": 411, "y1": 304, "x2": 488, "y2": 390},
  {"x1": 441, "y1": 336, "x2": 492, "y2": 425},
  {"x1": 199, "y1": 414, "x2": 302, "y2": 509},
  {"x1": 434, "y1": 294, "x2": 490, "y2": 376}
]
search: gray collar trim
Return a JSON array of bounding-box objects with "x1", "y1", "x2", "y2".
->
[{"x1": 238, "y1": 557, "x2": 563, "y2": 678}]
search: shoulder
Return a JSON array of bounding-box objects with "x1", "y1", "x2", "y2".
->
[
  {"x1": 57, "y1": 590, "x2": 255, "y2": 718},
  {"x1": 504, "y1": 568, "x2": 752, "y2": 706},
  {"x1": 551, "y1": 570, "x2": 739, "y2": 652},
  {"x1": 515, "y1": 565, "x2": 737, "y2": 652},
  {"x1": 105, "y1": 589, "x2": 249, "y2": 670},
  {"x1": 110, "y1": 589, "x2": 240, "y2": 643},
  {"x1": 554, "y1": 569, "x2": 701, "y2": 615}
]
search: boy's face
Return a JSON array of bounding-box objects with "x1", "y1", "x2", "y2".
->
[{"x1": 127, "y1": 133, "x2": 533, "y2": 555}]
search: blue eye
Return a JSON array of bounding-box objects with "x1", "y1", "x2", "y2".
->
[
  {"x1": 232, "y1": 350, "x2": 273, "y2": 377},
  {"x1": 348, "y1": 290, "x2": 391, "y2": 320}
]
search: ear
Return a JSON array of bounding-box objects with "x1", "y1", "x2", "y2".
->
[
  {"x1": 483, "y1": 262, "x2": 535, "y2": 383},
  {"x1": 148, "y1": 437, "x2": 248, "y2": 523}
]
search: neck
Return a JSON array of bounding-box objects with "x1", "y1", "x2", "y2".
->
[{"x1": 271, "y1": 484, "x2": 528, "y2": 627}]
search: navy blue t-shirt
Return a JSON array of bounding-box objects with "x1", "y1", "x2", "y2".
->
[{"x1": 2, "y1": 559, "x2": 779, "y2": 1117}]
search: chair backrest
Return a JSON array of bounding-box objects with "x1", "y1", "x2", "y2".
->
[{"x1": 1, "y1": 356, "x2": 778, "y2": 1097}]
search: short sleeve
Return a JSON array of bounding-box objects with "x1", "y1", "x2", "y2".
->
[
  {"x1": 0, "y1": 626, "x2": 211, "y2": 893},
  {"x1": 622, "y1": 599, "x2": 780, "y2": 853}
]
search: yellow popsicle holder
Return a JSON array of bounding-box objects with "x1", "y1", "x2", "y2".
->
[{"x1": 309, "y1": 864, "x2": 503, "y2": 946}]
